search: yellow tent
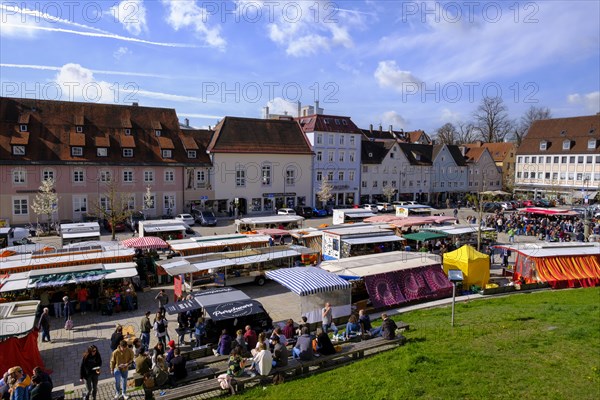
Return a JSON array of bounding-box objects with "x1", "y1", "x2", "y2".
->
[{"x1": 443, "y1": 245, "x2": 490, "y2": 288}]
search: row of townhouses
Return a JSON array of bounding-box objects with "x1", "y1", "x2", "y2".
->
[{"x1": 2, "y1": 97, "x2": 595, "y2": 225}]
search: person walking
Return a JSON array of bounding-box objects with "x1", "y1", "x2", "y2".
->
[
  {"x1": 194, "y1": 318, "x2": 206, "y2": 348},
  {"x1": 38, "y1": 307, "x2": 51, "y2": 343},
  {"x1": 63, "y1": 296, "x2": 73, "y2": 323},
  {"x1": 77, "y1": 286, "x2": 89, "y2": 315},
  {"x1": 110, "y1": 340, "x2": 134, "y2": 400},
  {"x1": 80, "y1": 345, "x2": 102, "y2": 400},
  {"x1": 154, "y1": 290, "x2": 168, "y2": 316},
  {"x1": 153, "y1": 313, "x2": 168, "y2": 347},
  {"x1": 139, "y1": 311, "x2": 152, "y2": 351}
]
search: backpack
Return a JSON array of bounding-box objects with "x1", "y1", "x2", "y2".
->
[{"x1": 157, "y1": 320, "x2": 166, "y2": 334}]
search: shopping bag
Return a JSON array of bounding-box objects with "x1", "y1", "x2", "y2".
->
[{"x1": 65, "y1": 317, "x2": 74, "y2": 330}]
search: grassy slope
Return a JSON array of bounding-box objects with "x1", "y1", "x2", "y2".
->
[{"x1": 238, "y1": 288, "x2": 600, "y2": 400}]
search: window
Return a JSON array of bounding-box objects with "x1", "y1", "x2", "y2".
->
[
  {"x1": 392, "y1": 167, "x2": 397, "y2": 174},
  {"x1": 155, "y1": 130, "x2": 162, "y2": 136},
  {"x1": 349, "y1": 135, "x2": 355, "y2": 145},
  {"x1": 392, "y1": 180, "x2": 397, "y2": 187},
  {"x1": 316, "y1": 151, "x2": 322, "y2": 162},
  {"x1": 339, "y1": 151, "x2": 345, "y2": 162},
  {"x1": 286, "y1": 168, "x2": 296, "y2": 185},
  {"x1": 12, "y1": 145, "x2": 25, "y2": 155},
  {"x1": 576, "y1": 173, "x2": 583, "y2": 181},
  {"x1": 373, "y1": 181, "x2": 378, "y2": 188},
  {"x1": 126, "y1": 195, "x2": 135, "y2": 210},
  {"x1": 123, "y1": 170, "x2": 133, "y2": 183},
  {"x1": 568, "y1": 172, "x2": 574, "y2": 180},
  {"x1": 71, "y1": 147, "x2": 83, "y2": 156},
  {"x1": 328, "y1": 134, "x2": 334, "y2": 145},
  {"x1": 13, "y1": 197, "x2": 28, "y2": 215},
  {"x1": 316, "y1": 171, "x2": 323, "y2": 181},
  {"x1": 531, "y1": 157, "x2": 536, "y2": 163},
  {"x1": 12, "y1": 169, "x2": 26, "y2": 184},
  {"x1": 545, "y1": 172, "x2": 550, "y2": 179},
  {"x1": 328, "y1": 151, "x2": 334, "y2": 162},
  {"x1": 524, "y1": 157, "x2": 529, "y2": 163},
  {"x1": 597, "y1": 156, "x2": 600, "y2": 163},
  {"x1": 20, "y1": 124, "x2": 28, "y2": 132},
  {"x1": 362, "y1": 181, "x2": 367, "y2": 188},
  {"x1": 517, "y1": 156, "x2": 523, "y2": 163},
  {"x1": 196, "y1": 170, "x2": 206, "y2": 183},
  {"x1": 72, "y1": 196, "x2": 87, "y2": 213},
  {"x1": 339, "y1": 135, "x2": 345, "y2": 145},
  {"x1": 316, "y1": 134, "x2": 323, "y2": 144},
  {"x1": 562, "y1": 140, "x2": 570, "y2": 150},
  {"x1": 327, "y1": 171, "x2": 334, "y2": 181},
  {"x1": 76, "y1": 126, "x2": 83, "y2": 133},
  {"x1": 338, "y1": 171, "x2": 344, "y2": 181},
  {"x1": 440, "y1": 182, "x2": 444, "y2": 187},
  {"x1": 578, "y1": 156, "x2": 584, "y2": 164},
  {"x1": 552, "y1": 172, "x2": 558, "y2": 180},
  {"x1": 99, "y1": 170, "x2": 112, "y2": 182},
  {"x1": 163, "y1": 195, "x2": 175, "y2": 212},
  {"x1": 561, "y1": 156, "x2": 567, "y2": 163},
  {"x1": 553, "y1": 156, "x2": 559, "y2": 163},
  {"x1": 99, "y1": 196, "x2": 109, "y2": 211},
  {"x1": 349, "y1": 171, "x2": 355, "y2": 181},
  {"x1": 123, "y1": 149, "x2": 133, "y2": 158},
  {"x1": 187, "y1": 150, "x2": 197, "y2": 159},
  {"x1": 546, "y1": 157, "x2": 551, "y2": 163},
  {"x1": 570, "y1": 156, "x2": 576, "y2": 164},
  {"x1": 539, "y1": 141, "x2": 547, "y2": 151},
  {"x1": 261, "y1": 164, "x2": 271, "y2": 185},
  {"x1": 125, "y1": 128, "x2": 131, "y2": 135},
  {"x1": 587, "y1": 156, "x2": 593, "y2": 163},
  {"x1": 362, "y1": 165, "x2": 368, "y2": 173},
  {"x1": 42, "y1": 169, "x2": 54, "y2": 181},
  {"x1": 383, "y1": 166, "x2": 389, "y2": 174},
  {"x1": 144, "y1": 170, "x2": 154, "y2": 183},
  {"x1": 145, "y1": 194, "x2": 156, "y2": 210},
  {"x1": 73, "y1": 170, "x2": 84, "y2": 182},
  {"x1": 162, "y1": 150, "x2": 172, "y2": 159},
  {"x1": 383, "y1": 180, "x2": 388, "y2": 187},
  {"x1": 236, "y1": 167, "x2": 246, "y2": 187},
  {"x1": 164, "y1": 170, "x2": 175, "y2": 183},
  {"x1": 349, "y1": 152, "x2": 355, "y2": 163},
  {"x1": 416, "y1": 180, "x2": 420, "y2": 186},
  {"x1": 560, "y1": 172, "x2": 566, "y2": 180},
  {"x1": 97, "y1": 148, "x2": 108, "y2": 157},
  {"x1": 390, "y1": 152, "x2": 395, "y2": 159},
  {"x1": 335, "y1": 119, "x2": 341, "y2": 126},
  {"x1": 588, "y1": 139, "x2": 597, "y2": 149},
  {"x1": 524, "y1": 172, "x2": 529, "y2": 178}
]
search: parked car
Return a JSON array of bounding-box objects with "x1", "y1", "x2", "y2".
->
[
  {"x1": 103, "y1": 218, "x2": 126, "y2": 232},
  {"x1": 393, "y1": 201, "x2": 419, "y2": 206},
  {"x1": 312, "y1": 207, "x2": 328, "y2": 217},
  {"x1": 521, "y1": 200, "x2": 534, "y2": 207},
  {"x1": 195, "y1": 211, "x2": 217, "y2": 226},
  {"x1": 126, "y1": 211, "x2": 146, "y2": 232},
  {"x1": 361, "y1": 204, "x2": 379, "y2": 213},
  {"x1": 277, "y1": 208, "x2": 296, "y2": 215},
  {"x1": 376, "y1": 202, "x2": 394, "y2": 212},
  {"x1": 294, "y1": 206, "x2": 313, "y2": 218},
  {"x1": 175, "y1": 213, "x2": 195, "y2": 225},
  {"x1": 499, "y1": 202, "x2": 514, "y2": 211},
  {"x1": 534, "y1": 199, "x2": 551, "y2": 207}
]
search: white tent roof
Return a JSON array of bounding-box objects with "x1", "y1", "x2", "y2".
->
[
  {"x1": 496, "y1": 242, "x2": 600, "y2": 258},
  {"x1": 342, "y1": 236, "x2": 404, "y2": 245},
  {"x1": 321, "y1": 251, "x2": 442, "y2": 277}
]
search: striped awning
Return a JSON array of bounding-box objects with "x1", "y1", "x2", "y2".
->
[
  {"x1": 266, "y1": 267, "x2": 351, "y2": 296},
  {"x1": 121, "y1": 236, "x2": 168, "y2": 250}
]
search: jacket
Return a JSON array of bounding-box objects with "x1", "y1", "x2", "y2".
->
[
  {"x1": 110, "y1": 347, "x2": 134, "y2": 371},
  {"x1": 10, "y1": 374, "x2": 31, "y2": 400},
  {"x1": 80, "y1": 352, "x2": 103, "y2": 380},
  {"x1": 381, "y1": 318, "x2": 398, "y2": 340}
]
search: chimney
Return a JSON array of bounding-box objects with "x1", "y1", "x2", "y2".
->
[
  {"x1": 379, "y1": 124, "x2": 382, "y2": 133},
  {"x1": 314, "y1": 100, "x2": 320, "y2": 115},
  {"x1": 369, "y1": 124, "x2": 373, "y2": 132},
  {"x1": 297, "y1": 101, "x2": 301, "y2": 118},
  {"x1": 208, "y1": 125, "x2": 212, "y2": 131},
  {"x1": 264, "y1": 106, "x2": 269, "y2": 119},
  {"x1": 184, "y1": 118, "x2": 189, "y2": 127},
  {"x1": 132, "y1": 102, "x2": 139, "y2": 107},
  {"x1": 389, "y1": 125, "x2": 393, "y2": 133}
]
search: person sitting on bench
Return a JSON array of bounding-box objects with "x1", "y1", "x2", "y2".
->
[{"x1": 381, "y1": 314, "x2": 398, "y2": 340}]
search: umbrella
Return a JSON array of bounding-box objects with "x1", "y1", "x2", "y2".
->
[{"x1": 121, "y1": 236, "x2": 168, "y2": 250}]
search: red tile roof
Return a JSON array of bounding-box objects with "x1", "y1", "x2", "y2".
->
[
  {"x1": 465, "y1": 142, "x2": 515, "y2": 162},
  {"x1": 10, "y1": 131, "x2": 29, "y2": 145},
  {"x1": 518, "y1": 115, "x2": 600, "y2": 155},
  {"x1": 0, "y1": 97, "x2": 211, "y2": 166},
  {"x1": 208, "y1": 117, "x2": 313, "y2": 154},
  {"x1": 180, "y1": 135, "x2": 199, "y2": 150},
  {"x1": 69, "y1": 132, "x2": 86, "y2": 146},
  {"x1": 296, "y1": 114, "x2": 362, "y2": 134},
  {"x1": 463, "y1": 146, "x2": 486, "y2": 163},
  {"x1": 157, "y1": 136, "x2": 175, "y2": 150}
]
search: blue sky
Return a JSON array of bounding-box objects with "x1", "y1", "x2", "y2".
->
[{"x1": 1, "y1": 0, "x2": 599, "y2": 133}]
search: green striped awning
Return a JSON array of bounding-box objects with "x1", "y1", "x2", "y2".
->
[{"x1": 403, "y1": 232, "x2": 448, "y2": 242}]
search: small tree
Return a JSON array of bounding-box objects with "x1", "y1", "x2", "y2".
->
[
  {"x1": 382, "y1": 184, "x2": 396, "y2": 203},
  {"x1": 30, "y1": 178, "x2": 58, "y2": 232},
  {"x1": 316, "y1": 177, "x2": 334, "y2": 207},
  {"x1": 93, "y1": 178, "x2": 134, "y2": 240},
  {"x1": 142, "y1": 185, "x2": 154, "y2": 217}
]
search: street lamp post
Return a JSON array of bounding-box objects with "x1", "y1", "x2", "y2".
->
[
  {"x1": 583, "y1": 177, "x2": 591, "y2": 240},
  {"x1": 477, "y1": 171, "x2": 487, "y2": 252}
]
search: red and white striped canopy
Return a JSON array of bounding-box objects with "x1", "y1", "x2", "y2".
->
[{"x1": 121, "y1": 236, "x2": 168, "y2": 250}]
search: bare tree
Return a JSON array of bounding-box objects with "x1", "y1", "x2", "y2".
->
[
  {"x1": 512, "y1": 106, "x2": 552, "y2": 145},
  {"x1": 30, "y1": 178, "x2": 58, "y2": 231},
  {"x1": 472, "y1": 97, "x2": 514, "y2": 142},
  {"x1": 93, "y1": 178, "x2": 134, "y2": 240},
  {"x1": 316, "y1": 177, "x2": 334, "y2": 206},
  {"x1": 435, "y1": 123, "x2": 458, "y2": 145},
  {"x1": 456, "y1": 122, "x2": 478, "y2": 144},
  {"x1": 382, "y1": 184, "x2": 397, "y2": 203}
]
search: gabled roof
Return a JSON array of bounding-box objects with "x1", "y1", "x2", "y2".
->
[
  {"x1": 445, "y1": 145, "x2": 468, "y2": 166},
  {"x1": 0, "y1": 97, "x2": 211, "y2": 166},
  {"x1": 297, "y1": 114, "x2": 362, "y2": 134},
  {"x1": 464, "y1": 142, "x2": 515, "y2": 162},
  {"x1": 397, "y1": 143, "x2": 433, "y2": 166},
  {"x1": 360, "y1": 127, "x2": 432, "y2": 145},
  {"x1": 462, "y1": 146, "x2": 486, "y2": 163},
  {"x1": 361, "y1": 128, "x2": 396, "y2": 141},
  {"x1": 207, "y1": 117, "x2": 312, "y2": 154},
  {"x1": 408, "y1": 130, "x2": 431, "y2": 144},
  {"x1": 518, "y1": 114, "x2": 600, "y2": 155},
  {"x1": 361, "y1": 139, "x2": 394, "y2": 164}
]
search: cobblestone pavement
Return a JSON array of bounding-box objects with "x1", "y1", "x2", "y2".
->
[{"x1": 29, "y1": 207, "x2": 535, "y2": 396}]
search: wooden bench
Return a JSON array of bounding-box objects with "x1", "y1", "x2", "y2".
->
[
  {"x1": 51, "y1": 389, "x2": 65, "y2": 400},
  {"x1": 152, "y1": 376, "x2": 223, "y2": 400}
]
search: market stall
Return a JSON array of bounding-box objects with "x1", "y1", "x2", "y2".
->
[
  {"x1": 265, "y1": 267, "x2": 351, "y2": 324},
  {"x1": 442, "y1": 245, "x2": 490, "y2": 289},
  {"x1": 321, "y1": 252, "x2": 452, "y2": 309}
]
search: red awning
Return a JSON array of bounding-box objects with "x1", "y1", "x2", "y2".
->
[
  {"x1": 121, "y1": 236, "x2": 168, "y2": 250},
  {"x1": 520, "y1": 207, "x2": 578, "y2": 216}
]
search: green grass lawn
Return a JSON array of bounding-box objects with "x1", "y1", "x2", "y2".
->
[{"x1": 239, "y1": 288, "x2": 600, "y2": 399}]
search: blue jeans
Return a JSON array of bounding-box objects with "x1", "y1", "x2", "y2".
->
[
  {"x1": 41, "y1": 328, "x2": 51, "y2": 342},
  {"x1": 369, "y1": 326, "x2": 383, "y2": 337},
  {"x1": 114, "y1": 368, "x2": 128, "y2": 395},
  {"x1": 292, "y1": 347, "x2": 301, "y2": 359},
  {"x1": 322, "y1": 323, "x2": 338, "y2": 335},
  {"x1": 141, "y1": 332, "x2": 150, "y2": 351}
]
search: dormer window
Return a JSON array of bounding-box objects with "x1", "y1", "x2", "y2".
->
[
  {"x1": 589, "y1": 128, "x2": 596, "y2": 135},
  {"x1": 562, "y1": 140, "x2": 571, "y2": 150},
  {"x1": 162, "y1": 149, "x2": 172, "y2": 159},
  {"x1": 12, "y1": 145, "x2": 25, "y2": 155},
  {"x1": 155, "y1": 130, "x2": 161, "y2": 136},
  {"x1": 187, "y1": 150, "x2": 197, "y2": 159},
  {"x1": 72, "y1": 146, "x2": 83, "y2": 156},
  {"x1": 560, "y1": 130, "x2": 567, "y2": 136},
  {"x1": 20, "y1": 124, "x2": 27, "y2": 132},
  {"x1": 125, "y1": 128, "x2": 131, "y2": 135},
  {"x1": 588, "y1": 139, "x2": 597, "y2": 150},
  {"x1": 539, "y1": 141, "x2": 547, "y2": 151},
  {"x1": 76, "y1": 126, "x2": 83, "y2": 133},
  {"x1": 97, "y1": 148, "x2": 108, "y2": 157},
  {"x1": 342, "y1": 120, "x2": 348, "y2": 125},
  {"x1": 123, "y1": 148, "x2": 134, "y2": 158},
  {"x1": 368, "y1": 152, "x2": 373, "y2": 157}
]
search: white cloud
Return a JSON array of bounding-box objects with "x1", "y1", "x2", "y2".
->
[
  {"x1": 374, "y1": 60, "x2": 422, "y2": 92},
  {"x1": 440, "y1": 108, "x2": 461, "y2": 123},
  {"x1": 110, "y1": 0, "x2": 148, "y2": 36},
  {"x1": 161, "y1": 0, "x2": 226, "y2": 50},
  {"x1": 266, "y1": 97, "x2": 299, "y2": 117},
  {"x1": 567, "y1": 91, "x2": 600, "y2": 113},
  {"x1": 113, "y1": 47, "x2": 131, "y2": 60},
  {"x1": 381, "y1": 111, "x2": 407, "y2": 129},
  {"x1": 1, "y1": 62, "x2": 170, "y2": 78}
]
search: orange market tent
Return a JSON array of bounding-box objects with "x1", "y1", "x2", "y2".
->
[{"x1": 443, "y1": 245, "x2": 490, "y2": 288}]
